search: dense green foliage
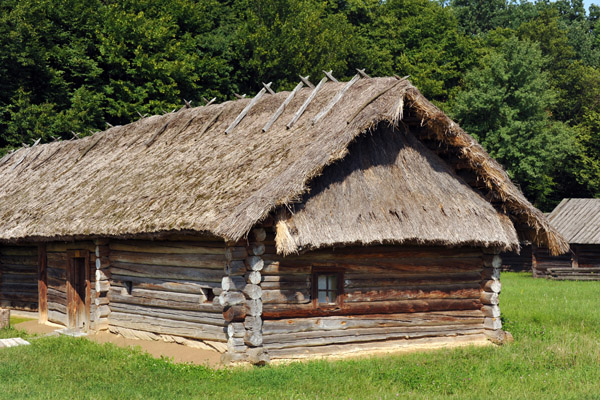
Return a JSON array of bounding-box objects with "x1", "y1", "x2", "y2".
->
[
  {"x1": 1, "y1": 0, "x2": 599, "y2": 210},
  {"x1": 0, "y1": 273, "x2": 598, "y2": 399}
]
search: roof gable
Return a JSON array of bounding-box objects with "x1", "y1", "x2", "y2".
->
[
  {"x1": 276, "y1": 124, "x2": 519, "y2": 254},
  {"x1": 548, "y1": 199, "x2": 600, "y2": 244}
]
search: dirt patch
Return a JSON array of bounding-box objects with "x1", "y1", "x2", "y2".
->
[
  {"x1": 13, "y1": 320, "x2": 59, "y2": 335},
  {"x1": 88, "y1": 331, "x2": 223, "y2": 368}
]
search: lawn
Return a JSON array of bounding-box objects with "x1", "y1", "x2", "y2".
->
[{"x1": 0, "y1": 272, "x2": 598, "y2": 399}]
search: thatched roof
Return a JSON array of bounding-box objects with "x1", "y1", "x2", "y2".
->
[
  {"x1": 0, "y1": 77, "x2": 568, "y2": 255},
  {"x1": 547, "y1": 199, "x2": 600, "y2": 244}
]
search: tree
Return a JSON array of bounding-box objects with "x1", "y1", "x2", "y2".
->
[{"x1": 451, "y1": 35, "x2": 575, "y2": 208}]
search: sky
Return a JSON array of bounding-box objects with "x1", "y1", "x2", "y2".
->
[{"x1": 584, "y1": 0, "x2": 600, "y2": 10}]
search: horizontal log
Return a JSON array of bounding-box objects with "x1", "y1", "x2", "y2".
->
[
  {"x1": 281, "y1": 246, "x2": 482, "y2": 260},
  {"x1": 47, "y1": 267, "x2": 66, "y2": 281},
  {"x1": 344, "y1": 285, "x2": 481, "y2": 303},
  {"x1": 223, "y1": 305, "x2": 247, "y2": 322},
  {"x1": 244, "y1": 330, "x2": 263, "y2": 347},
  {"x1": 265, "y1": 333, "x2": 487, "y2": 359},
  {"x1": 481, "y1": 305, "x2": 500, "y2": 318},
  {"x1": 111, "y1": 250, "x2": 225, "y2": 269},
  {"x1": 262, "y1": 289, "x2": 311, "y2": 304},
  {"x1": 225, "y1": 247, "x2": 248, "y2": 261},
  {"x1": 112, "y1": 274, "x2": 217, "y2": 294},
  {"x1": 0, "y1": 247, "x2": 37, "y2": 256},
  {"x1": 47, "y1": 287, "x2": 67, "y2": 304},
  {"x1": 46, "y1": 241, "x2": 95, "y2": 252},
  {"x1": 344, "y1": 271, "x2": 481, "y2": 287},
  {"x1": 221, "y1": 276, "x2": 246, "y2": 292},
  {"x1": 110, "y1": 240, "x2": 225, "y2": 255},
  {"x1": 225, "y1": 260, "x2": 246, "y2": 276},
  {"x1": 242, "y1": 284, "x2": 262, "y2": 300},
  {"x1": 261, "y1": 281, "x2": 310, "y2": 290},
  {"x1": 0, "y1": 291, "x2": 38, "y2": 302},
  {"x1": 227, "y1": 322, "x2": 245, "y2": 338},
  {"x1": 262, "y1": 311, "x2": 484, "y2": 335},
  {"x1": 109, "y1": 289, "x2": 220, "y2": 312},
  {"x1": 244, "y1": 315, "x2": 262, "y2": 331},
  {"x1": 484, "y1": 317, "x2": 502, "y2": 330},
  {"x1": 96, "y1": 305, "x2": 111, "y2": 318},
  {"x1": 0, "y1": 283, "x2": 38, "y2": 292},
  {"x1": 263, "y1": 325, "x2": 484, "y2": 350},
  {"x1": 109, "y1": 312, "x2": 226, "y2": 341},
  {"x1": 482, "y1": 279, "x2": 501, "y2": 293},
  {"x1": 48, "y1": 301, "x2": 67, "y2": 314},
  {"x1": 1, "y1": 273, "x2": 38, "y2": 284},
  {"x1": 111, "y1": 261, "x2": 225, "y2": 281},
  {"x1": 251, "y1": 244, "x2": 265, "y2": 256},
  {"x1": 219, "y1": 291, "x2": 246, "y2": 306},
  {"x1": 0, "y1": 255, "x2": 37, "y2": 266},
  {"x1": 245, "y1": 256, "x2": 264, "y2": 271},
  {"x1": 480, "y1": 292, "x2": 499, "y2": 305},
  {"x1": 47, "y1": 310, "x2": 67, "y2": 325},
  {"x1": 263, "y1": 299, "x2": 482, "y2": 319},
  {"x1": 246, "y1": 271, "x2": 262, "y2": 285},
  {"x1": 261, "y1": 274, "x2": 310, "y2": 283},
  {"x1": 47, "y1": 253, "x2": 67, "y2": 268},
  {"x1": 109, "y1": 303, "x2": 225, "y2": 326},
  {"x1": 250, "y1": 228, "x2": 267, "y2": 242},
  {"x1": 0, "y1": 264, "x2": 37, "y2": 274}
]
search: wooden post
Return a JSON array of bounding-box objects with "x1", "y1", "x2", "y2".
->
[
  {"x1": 571, "y1": 245, "x2": 579, "y2": 269},
  {"x1": 38, "y1": 244, "x2": 48, "y2": 323},
  {"x1": 312, "y1": 74, "x2": 360, "y2": 125},
  {"x1": 93, "y1": 239, "x2": 111, "y2": 331},
  {"x1": 225, "y1": 85, "x2": 270, "y2": 134},
  {"x1": 0, "y1": 309, "x2": 9, "y2": 329}
]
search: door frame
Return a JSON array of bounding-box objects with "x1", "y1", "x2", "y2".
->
[{"x1": 66, "y1": 250, "x2": 91, "y2": 330}]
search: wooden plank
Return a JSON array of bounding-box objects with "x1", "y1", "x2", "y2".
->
[
  {"x1": 0, "y1": 247, "x2": 38, "y2": 256},
  {"x1": 0, "y1": 255, "x2": 38, "y2": 266},
  {"x1": 262, "y1": 289, "x2": 311, "y2": 304}
]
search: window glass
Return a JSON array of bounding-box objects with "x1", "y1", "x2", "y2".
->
[{"x1": 316, "y1": 272, "x2": 339, "y2": 305}]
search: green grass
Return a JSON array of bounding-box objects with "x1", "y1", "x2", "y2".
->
[{"x1": 0, "y1": 272, "x2": 599, "y2": 399}]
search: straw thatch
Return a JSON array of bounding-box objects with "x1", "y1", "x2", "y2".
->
[
  {"x1": 275, "y1": 125, "x2": 519, "y2": 255},
  {"x1": 0, "y1": 77, "x2": 568, "y2": 255}
]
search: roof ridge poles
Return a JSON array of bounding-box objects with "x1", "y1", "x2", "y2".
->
[
  {"x1": 262, "y1": 80, "x2": 305, "y2": 133},
  {"x1": 299, "y1": 75, "x2": 315, "y2": 89},
  {"x1": 356, "y1": 68, "x2": 370, "y2": 78},
  {"x1": 323, "y1": 70, "x2": 338, "y2": 82},
  {"x1": 286, "y1": 76, "x2": 328, "y2": 129},
  {"x1": 312, "y1": 74, "x2": 361, "y2": 125},
  {"x1": 225, "y1": 83, "x2": 272, "y2": 135},
  {"x1": 10, "y1": 138, "x2": 41, "y2": 171}
]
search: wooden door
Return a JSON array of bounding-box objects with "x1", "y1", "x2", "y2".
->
[{"x1": 67, "y1": 250, "x2": 90, "y2": 330}]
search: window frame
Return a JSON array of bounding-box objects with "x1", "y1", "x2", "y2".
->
[{"x1": 311, "y1": 265, "x2": 344, "y2": 310}]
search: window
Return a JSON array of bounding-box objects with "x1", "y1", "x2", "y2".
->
[{"x1": 312, "y1": 267, "x2": 343, "y2": 308}]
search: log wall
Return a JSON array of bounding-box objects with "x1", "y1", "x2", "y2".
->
[
  {"x1": 107, "y1": 237, "x2": 227, "y2": 344},
  {"x1": 257, "y1": 232, "x2": 491, "y2": 360},
  {"x1": 500, "y1": 245, "x2": 532, "y2": 272},
  {"x1": 0, "y1": 245, "x2": 38, "y2": 310},
  {"x1": 575, "y1": 245, "x2": 600, "y2": 268},
  {"x1": 532, "y1": 246, "x2": 573, "y2": 278}
]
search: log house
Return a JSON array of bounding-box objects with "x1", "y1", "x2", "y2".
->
[
  {"x1": 0, "y1": 77, "x2": 568, "y2": 363},
  {"x1": 533, "y1": 198, "x2": 600, "y2": 280}
]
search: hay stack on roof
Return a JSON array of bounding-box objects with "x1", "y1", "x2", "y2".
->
[{"x1": 0, "y1": 76, "x2": 568, "y2": 255}]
